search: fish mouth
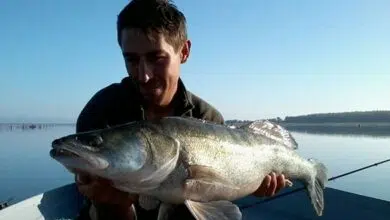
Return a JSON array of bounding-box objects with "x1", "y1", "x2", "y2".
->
[
  {"x1": 50, "y1": 142, "x2": 109, "y2": 171},
  {"x1": 50, "y1": 147, "x2": 80, "y2": 158}
]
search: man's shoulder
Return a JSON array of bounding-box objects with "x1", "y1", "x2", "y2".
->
[
  {"x1": 76, "y1": 77, "x2": 137, "y2": 132},
  {"x1": 89, "y1": 82, "x2": 124, "y2": 104},
  {"x1": 83, "y1": 77, "x2": 136, "y2": 109},
  {"x1": 187, "y1": 91, "x2": 224, "y2": 124},
  {"x1": 91, "y1": 83, "x2": 121, "y2": 101}
]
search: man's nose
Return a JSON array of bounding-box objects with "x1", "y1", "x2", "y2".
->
[{"x1": 136, "y1": 58, "x2": 153, "y2": 83}]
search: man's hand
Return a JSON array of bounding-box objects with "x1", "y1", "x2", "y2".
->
[
  {"x1": 252, "y1": 172, "x2": 292, "y2": 197},
  {"x1": 75, "y1": 171, "x2": 137, "y2": 207}
]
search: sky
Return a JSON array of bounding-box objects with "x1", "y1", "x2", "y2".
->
[{"x1": 0, "y1": 0, "x2": 389, "y2": 122}]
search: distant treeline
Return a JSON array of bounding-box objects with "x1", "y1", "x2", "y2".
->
[
  {"x1": 281, "y1": 123, "x2": 390, "y2": 138},
  {"x1": 282, "y1": 111, "x2": 390, "y2": 123},
  {"x1": 226, "y1": 110, "x2": 390, "y2": 125},
  {"x1": 225, "y1": 111, "x2": 390, "y2": 137}
]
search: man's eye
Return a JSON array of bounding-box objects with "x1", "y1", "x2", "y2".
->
[
  {"x1": 146, "y1": 53, "x2": 162, "y2": 60},
  {"x1": 151, "y1": 56, "x2": 165, "y2": 63},
  {"x1": 126, "y1": 57, "x2": 138, "y2": 63}
]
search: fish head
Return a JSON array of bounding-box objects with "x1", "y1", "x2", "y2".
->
[{"x1": 50, "y1": 126, "x2": 149, "y2": 179}]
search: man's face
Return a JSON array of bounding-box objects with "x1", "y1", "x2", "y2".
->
[{"x1": 120, "y1": 28, "x2": 190, "y2": 107}]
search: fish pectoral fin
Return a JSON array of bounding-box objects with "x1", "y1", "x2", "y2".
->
[
  {"x1": 240, "y1": 120, "x2": 298, "y2": 150},
  {"x1": 157, "y1": 203, "x2": 177, "y2": 220},
  {"x1": 185, "y1": 200, "x2": 242, "y2": 220},
  {"x1": 184, "y1": 165, "x2": 239, "y2": 201},
  {"x1": 139, "y1": 133, "x2": 180, "y2": 188},
  {"x1": 138, "y1": 195, "x2": 161, "y2": 210}
]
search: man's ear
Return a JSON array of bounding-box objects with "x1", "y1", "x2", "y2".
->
[{"x1": 180, "y1": 40, "x2": 191, "y2": 64}]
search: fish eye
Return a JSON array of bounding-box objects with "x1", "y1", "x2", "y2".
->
[
  {"x1": 89, "y1": 135, "x2": 103, "y2": 147},
  {"x1": 79, "y1": 134, "x2": 103, "y2": 147}
]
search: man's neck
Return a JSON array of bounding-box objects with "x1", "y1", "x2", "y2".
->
[
  {"x1": 144, "y1": 90, "x2": 180, "y2": 120},
  {"x1": 145, "y1": 102, "x2": 176, "y2": 120},
  {"x1": 142, "y1": 79, "x2": 184, "y2": 120}
]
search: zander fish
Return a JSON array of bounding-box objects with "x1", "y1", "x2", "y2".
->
[{"x1": 50, "y1": 116, "x2": 327, "y2": 220}]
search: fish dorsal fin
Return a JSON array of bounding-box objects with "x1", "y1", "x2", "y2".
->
[{"x1": 240, "y1": 120, "x2": 298, "y2": 150}]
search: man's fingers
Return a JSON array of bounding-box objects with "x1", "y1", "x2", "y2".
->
[
  {"x1": 75, "y1": 173, "x2": 92, "y2": 185},
  {"x1": 262, "y1": 175, "x2": 272, "y2": 191},
  {"x1": 77, "y1": 179, "x2": 136, "y2": 206},
  {"x1": 253, "y1": 174, "x2": 271, "y2": 196},
  {"x1": 77, "y1": 177, "x2": 108, "y2": 200},
  {"x1": 285, "y1": 179, "x2": 293, "y2": 187},
  {"x1": 77, "y1": 182, "x2": 97, "y2": 200},
  {"x1": 252, "y1": 173, "x2": 291, "y2": 198},
  {"x1": 265, "y1": 172, "x2": 277, "y2": 197},
  {"x1": 275, "y1": 174, "x2": 286, "y2": 193}
]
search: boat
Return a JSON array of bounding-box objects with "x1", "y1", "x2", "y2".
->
[{"x1": 0, "y1": 182, "x2": 389, "y2": 220}]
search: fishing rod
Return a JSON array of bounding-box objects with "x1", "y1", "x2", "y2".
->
[{"x1": 239, "y1": 158, "x2": 390, "y2": 210}]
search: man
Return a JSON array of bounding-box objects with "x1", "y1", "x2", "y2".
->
[{"x1": 74, "y1": 0, "x2": 288, "y2": 219}]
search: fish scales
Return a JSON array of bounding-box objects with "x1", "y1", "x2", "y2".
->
[{"x1": 138, "y1": 117, "x2": 316, "y2": 200}]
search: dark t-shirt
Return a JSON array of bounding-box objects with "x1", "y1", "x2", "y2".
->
[{"x1": 75, "y1": 76, "x2": 224, "y2": 220}]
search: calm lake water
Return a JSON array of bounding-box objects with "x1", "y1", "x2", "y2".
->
[{"x1": 0, "y1": 125, "x2": 389, "y2": 205}]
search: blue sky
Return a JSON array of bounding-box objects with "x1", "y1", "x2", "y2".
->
[{"x1": 0, "y1": 0, "x2": 389, "y2": 122}]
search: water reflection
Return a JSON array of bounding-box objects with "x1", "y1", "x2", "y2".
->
[{"x1": 283, "y1": 123, "x2": 390, "y2": 138}]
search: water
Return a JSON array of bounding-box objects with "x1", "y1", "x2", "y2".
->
[
  {"x1": 0, "y1": 126, "x2": 389, "y2": 206},
  {"x1": 293, "y1": 132, "x2": 390, "y2": 202},
  {"x1": 0, "y1": 126, "x2": 75, "y2": 204}
]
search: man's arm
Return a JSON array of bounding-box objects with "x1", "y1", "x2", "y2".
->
[
  {"x1": 188, "y1": 92, "x2": 224, "y2": 125},
  {"x1": 76, "y1": 89, "x2": 110, "y2": 133},
  {"x1": 75, "y1": 87, "x2": 138, "y2": 220}
]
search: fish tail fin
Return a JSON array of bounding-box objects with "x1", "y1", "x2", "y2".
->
[{"x1": 306, "y1": 159, "x2": 328, "y2": 216}]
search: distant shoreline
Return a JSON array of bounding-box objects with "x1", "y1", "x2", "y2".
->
[
  {"x1": 0, "y1": 123, "x2": 74, "y2": 125},
  {"x1": 227, "y1": 110, "x2": 390, "y2": 137},
  {"x1": 1, "y1": 122, "x2": 389, "y2": 137},
  {"x1": 2, "y1": 110, "x2": 390, "y2": 136},
  {"x1": 280, "y1": 122, "x2": 390, "y2": 126},
  {"x1": 0, "y1": 123, "x2": 75, "y2": 131}
]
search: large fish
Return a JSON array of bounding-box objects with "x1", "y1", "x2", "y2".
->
[{"x1": 50, "y1": 116, "x2": 327, "y2": 220}]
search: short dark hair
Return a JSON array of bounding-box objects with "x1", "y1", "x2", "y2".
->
[{"x1": 117, "y1": 0, "x2": 188, "y2": 52}]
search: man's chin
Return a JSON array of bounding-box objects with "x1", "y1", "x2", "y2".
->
[{"x1": 142, "y1": 93, "x2": 164, "y2": 105}]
